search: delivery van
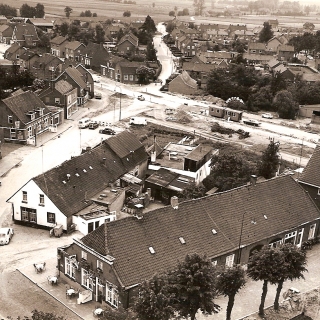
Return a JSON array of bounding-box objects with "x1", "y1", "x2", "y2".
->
[
  {"x1": 78, "y1": 118, "x2": 91, "y2": 128},
  {"x1": 129, "y1": 117, "x2": 147, "y2": 125}
]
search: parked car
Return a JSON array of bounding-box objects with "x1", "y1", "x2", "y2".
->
[
  {"x1": 243, "y1": 119, "x2": 261, "y2": 126},
  {"x1": 99, "y1": 127, "x2": 116, "y2": 135},
  {"x1": 137, "y1": 95, "x2": 145, "y2": 101},
  {"x1": 261, "y1": 113, "x2": 273, "y2": 119},
  {"x1": 93, "y1": 75, "x2": 101, "y2": 83},
  {"x1": 0, "y1": 228, "x2": 14, "y2": 245},
  {"x1": 95, "y1": 93, "x2": 102, "y2": 99},
  {"x1": 89, "y1": 121, "x2": 99, "y2": 130},
  {"x1": 166, "y1": 116, "x2": 177, "y2": 121}
]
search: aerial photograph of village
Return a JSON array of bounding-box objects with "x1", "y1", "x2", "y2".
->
[{"x1": 1, "y1": 0, "x2": 320, "y2": 319}]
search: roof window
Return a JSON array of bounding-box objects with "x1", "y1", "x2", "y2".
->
[
  {"x1": 83, "y1": 169, "x2": 87, "y2": 173},
  {"x1": 212, "y1": 229, "x2": 217, "y2": 235},
  {"x1": 89, "y1": 166, "x2": 93, "y2": 169},
  {"x1": 264, "y1": 215, "x2": 268, "y2": 220},
  {"x1": 179, "y1": 237, "x2": 186, "y2": 244},
  {"x1": 75, "y1": 173, "x2": 80, "y2": 177},
  {"x1": 148, "y1": 247, "x2": 155, "y2": 254},
  {"x1": 62, "y1": 180, "x2": 66, "y2": 184}
]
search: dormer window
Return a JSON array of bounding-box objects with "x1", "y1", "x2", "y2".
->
[
  {"x1": 39, "y1": 109, "x2": 43, "y2": 116},
  {"x1": 30, "y1": 113, "x2": 35, "y2": 121},
  {"x1": 8, "y1": 115, "x2": 13, "y2": 124}
]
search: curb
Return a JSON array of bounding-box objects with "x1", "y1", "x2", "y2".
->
[
  {"x1": 16, "y1": 268, "x2": 84, "y2": 320},
  {"x1": 0, "y1": 160, "x2": 22, "y2": 178}
]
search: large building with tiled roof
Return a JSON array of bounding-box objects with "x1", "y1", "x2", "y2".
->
[
  {"x1": 0, "y1": 91, "x2": 52, "y2": 144},
  {"x1": 57, "y1": 175, "x2": 320, "y2": 308},
  {"x1": 168, "y1": 70, "x2": 198, "y2": 95},
  {"x1": 50, "y1": 35, "x2": 68, "y2": 58},
  {"x1": 7, "y1": 130, "x2": 149, "y2": 234},
  {"x1": 299, "y1": 145, "x2": 320, "y2": 210},
  {"x1": 11, "y1": 23, "x2": 39, "y2": 47}
]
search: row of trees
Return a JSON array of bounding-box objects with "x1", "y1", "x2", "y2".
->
[
  {"x1": 80, "y1": 10, "x2": 97, "y2": 17},
  {"x1": 0, "y1": 4, "x2": 17, "y2": 17},
  {"x1": 289, "y1": 31, "x2": 320, "y2": 56},
  {"x1": 20, "y1": 3, "x2": 45, "y2": 18}
]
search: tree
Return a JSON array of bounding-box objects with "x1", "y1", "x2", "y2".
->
[
  {"x1": 303, "y1": 22, "x2": 315, "y2": 31},
  {"x1": 140, "y1": 15, "x2": 156, "y2": 34},
  {"x1": 134, "y1": 273, "x2": 175, "y2": 320},
  {"x1": 178, "y1": 182, "x2": 206, "y2": 200},
  {"x1": 9, "y1": 310, "x2": 66, "y2": 320},
  {"x1": 166, "y1": 21, "x2": 175, "y2": 33},
  {"x1": 35, "y1": 3, "x2": 45, "y2": 18},
  {"x1": 64, "y1": 6, "x2": 72, "y2": 18},
  {"x1": 136, "y1": 66, "x2": 155, "y2": 84},
  {"x1": 146, "y1": 41, "x2": 157, "y2": 61},
  {"x1": 169, "y1": 253, "x2": 217, "y2": 320},
  {"x1": 123, "y1": 10, "x2": 131, "y2": 17},
  {"x1": 259, "y1": 21, "x2": 274, "y2": 43},
  {"x1": 216, "y1": 265, "x2": 246, "y2": 320},
  {"x1": 247, "y1": 246, "x2": 285, "y2": 315},
  {"x1": 208, "y1": 152, "x2": 256, "y2": 191},
  {"x1": 95, "y1": 24, "x2": 105, "y2": 43},
  {"x1": 258, "y1": 139, "x2": 280, "y2": 179},
  {"x1": 193, "y1": 0, "x2": 205, "y2": 16},
  {"x1": 84, "y1": 10, "x2": 92, "y2": 17},
  {"x1": 273, "y1": 244, "x2": 307, "y2": 310},
  {"x1": 249, "y1": 85, "x2": 273, "y2": 111},
  {"x1": 20, "y1": 4, "x2": 36, "y2": 18},
  {"x1": 0, "y1": 4, "x2": 17, "y2": 17},
  {"x1": 117, "y1": 28, "x2": 124, "y2": 41},
  {"x1": 273, "y1": 90, "x2": 298, "y2": 119},
  {"x1": 182, "y1": 8, "x2": 189, "y2": 15},
  {"x1": 60, "y1": 22, "x2": 69, "y2": 37},
  {"x1": 169, "y1": 10, "x2": 175, "y2": 16}
]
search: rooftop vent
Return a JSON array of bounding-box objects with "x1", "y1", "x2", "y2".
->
[
  {"x1": 149, "y1": 247, "x2": 155, "y2": 254},
  {"x1": 100, "y1": 194, "x2": 107, "y2": 198},
  {"x1": 179, "y1": 237, "x2": 186, "y2": 244},
  {"x1": 212, "y1": 229, "x2": 217, "y2": 235},
  {"x1": 66, "y1": 173, "x2": 71, "y2": 181},
  {"x1": 89, "y1": 166, "x2": 93, "y2": 169},
  {"x1": 264, "y1": 215, "x2": 268, "y2": 220},
  {"x1": 75, "y1": 173, "x2": 80, "y2": 177},
  {"x1": 170, "y1": 196, "x2": 179, "y2": 209},
  {"x1": 251, "y1": 219, "x2": 257, "y2": 225},
  {"x1": 62, "y1": 180, "x2": 66, "y2": 184},
  {"x1": 98, "y1": 196, "x2": 103, "y2": 200},
  {"x1": 83, "y1": 169, "x2": 87, "y2": 173}
]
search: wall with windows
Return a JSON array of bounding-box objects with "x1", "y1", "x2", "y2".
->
[{"x1": 9, "y1": 180, "x2": 67, "y2": 230}]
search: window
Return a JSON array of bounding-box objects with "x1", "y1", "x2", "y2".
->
[
  {"x1": 284, "y1": 231, "x2": 297, "y2": 244},
  {"x1": 269, "y1": 239, "x2": 283, "y2": 248},
  {"x1": 127, "y1": 46, "x2": 130, "y2": 51},
  {"x1": 252, "y1": 50, "x2": 256, "y2": 53},
  {"x1": 211, "y1": 258, "x2": 217, "y2": 266},
  {"x1": 225, "y1": 254, "x2": 234, "y2": 267},
  {"x1": 47, "y1": 212, "x2": 55, "y2": 224},
  {"x1": 55, "y1": 98, "x2": 60, "y2": 104},
  {"x1": 317, "y1": 188, "x2": 320, "y2": 195},
  {"x1": 124, "y1": 75, "x2": 128, "y2": 80},
  {"x1": 106, "y1": 281, "x2": 118, "y2": 308},
  {"x1": 65, "y1": 257, "x2": 76, "y2": 278},
  {"x1": 39, "y1": 194, "x2": 45, "y2": 206},
  {"x1": 308, "y1": 224, "x2": 316, "y2": 239},
  {"x1": 8, "y1": 115, "x2": 13, "y2": 124},
  {"x1": 22, "y1": 191, "x2": 27, "y2": 202},
  {"x1": 129, "y1": 75, "x2": 133, "y2": 81},
  {"x1": 97, "y1": 260, "x2": 103, "y2": 271},
  {"x1": 81, "y1": 251, "x2": 87, "y2": 260},
  {"x1": 21, "y1": 207, "x2": 37, "y2": 223},
  {"x1": 21, "y1": 207, "x2": 29, "y2": 221},
  {"x1": 81, "y1": 268, "x2": 93, "y2": 290}
]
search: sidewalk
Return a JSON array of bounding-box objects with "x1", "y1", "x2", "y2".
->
[{"x1": 18, "y1": 257, "x2": 100, "y2": 320}]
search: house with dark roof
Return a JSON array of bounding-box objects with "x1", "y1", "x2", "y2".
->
[
  {"x1": 113, "y1": 60, "x2": 145, "y2": 84},
  {"x1": 65, "y1": 41, "x2": 86, "y2": 61},
  {"x1": 266, "y1": 37, "x2": 282, "y2": 54},
  {"x1": 100, "y1": 55, "x2": 125, "y2": 81},
  {"x1": 277, "y1": 44, "x2": 295, "y2": 61},
  {"x1": 248, "y1": 42, "x2": 266, "y2": 55},
  {"x1": 38, "y1": 79, "x2": 78, "y2": 119},
  {"x1": 299, "y1": 145, "x2": 320, "y2": 211},
  {"x1": 0, "y1": 91, "x2": 52, "y2": 144},
  {"x1": 54, "y1": 66, "x2": 91, "y2": 104},
  {"x1": 168, "y1": 71, "x2": 198, "y2": 95},
  {"x1": 56, "y1": 175, "x2": 320, "y2": 308},
  {"x1": 117, "y1": 33, "x2": 138, "y2": 56},
  {"x1": 0, "y1": 25, "x2": 13, "y2": 44},
  {"x1": 50, "y1": 36, "x2": 68, "y2": 58},
  {"x1": 26, "y1": 18, "x2": 54, "y2": 33},
  {"x1": 11, "y1": 24, "x2": 39, "y2": 47},
  {"x1": 7, "y1": 130, "x2": 149, "y2": 233},
  {"x1": 79, "y1": 42, "x2": 110, "y2": 70},
  {"x1": 4, "y1": 43, "x2": 25, "y2": 61},
  {"x1": 30, "y1": 53, "x2": 63, "y2": 80}
]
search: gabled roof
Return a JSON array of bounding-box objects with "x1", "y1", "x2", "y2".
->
[
  {"x1": 117, "y1": 33, "x2": 138, "y2": 47},
  {"x1": 50, "y1": 35, "x2": 68, "y2": 45},
  {"x1": 278, "y1": 44, "x2": 295, "y2": 52},
  {"x1": 30, "y1": 130, "x2": 148, "y2": 217},
  {"x1": 248, "y1": 42, "x2": 266, "y2": 50},
  {"x1": 0, "y1": 24, "x2": 13, "y2": 35},
  {"x1": 2, "y1": 91, "x2": 50, "y2": 125},
  {"x1": 59, "y1": 66, "x2": 87, "y2": 89},
  {"x1": 65, "y1": 41, "x2": 84, "y2": 51},
  {"x1": 55, "y1": 79, "x2": 74, "y2": 94},
  {"x1": 32, "y1": 53, "x2": 62, "y2": 69},
  {"x1": 299, "y1": 145, "x2": 320, "y2": 187},
  {"x1": 28, "y1": 18, "x2": 54, "y2": 27},
  {"x1": 174, "y1": 70, "x2": 198, "y2": 89},
  {"x1": 13, "y1": 24, "x2": 38, "y2": 41},
  {"x1": 81, "y1": 175, "x2": 320, "y2": 288}
]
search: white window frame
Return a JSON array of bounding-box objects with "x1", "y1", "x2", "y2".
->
[
  {"x1": 55, "y1": 98, "x2": 60, "y2": 104},
  {"x1": 97, "y1": 260, "x2": 103, "y2": 271},
  {"x1": 65, "y1": 257, "x2": 76, "y2": 279},
  {"x1": 225, "y1": 254, "x2": 234, "y2": 267},
  {"x1": 21, "y1": 207, "x2": 29, "y2": 221},
  {"x1": 81, "y1": 268, "x2": 93, "y2": 290},
  {"x1": 22, "y1": 191, "x2": 27, "y2": 202},
  {"x1": 269, "y1": 239, "x2": 283, "y2": 248},
  {"x1": 308, "y1": 224, "x2": 316, "y2": 240},
  {"x1": 47, "y1": 212, "x2": 55, "y2": 224},
  {"x1": 106, "y1": 281, "x2": 118, "y2": 308},
  {"x1": 124, "y1": 74, "x2": 128, "y2": 80},
  {"x1": 81, "y1": 251, "x2": 87, "y2": 260},
  {"x1": 39, "y1": 194, "x2": 44, "y2": 205},
  {"x1": 284, "y1": 231, "x2": 297, "y2": 244},
  {"x1": 8, "y1": 115, "x2": 13, "y2": 124},
  {"x1": 129, "y1": 75, "x2": 133, "y2": 81}
]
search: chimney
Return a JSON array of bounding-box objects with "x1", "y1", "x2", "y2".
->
[
  {"x1": 171, "y1": 196, "x2": 179, "y2": 209},
  {"x1": 66, "y1": 173, "x2": 71, "y2": 181},
  {"x1": 250, "y1": 175, "x2": 257, "y2": 186}
]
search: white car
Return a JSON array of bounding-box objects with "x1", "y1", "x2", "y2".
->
[
  {"x1": 93, "y1": 75, "x2": 101, "y2": 83},
  {"x1": 0, "y1": 228, "x2": 14, "y2": 245},
  {"x1": 261, "y1": 113, "x2": 273, "y2": 119}
]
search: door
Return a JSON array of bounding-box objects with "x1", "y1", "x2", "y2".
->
[{"x1": 88, "y1": 222, "x2": 93, "y2": 233}]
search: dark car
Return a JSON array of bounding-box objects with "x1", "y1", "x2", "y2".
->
[
  {"x1": 88, "y1": 122, "x2": 99, "y2": 129},
  {"x1": 99, "y1": 127, "x2": 116, "y2": 135}
]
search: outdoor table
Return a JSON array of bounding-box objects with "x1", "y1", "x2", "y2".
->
[
  {"x1": 48, "y1": 276, "x2": 58, "y2": 285},
  {"x1": 94, "y1": 308, "x2": 104, "y2": 316},
  {"x1": 66, "y1": 288, "x2": 76, "y2": 298}
]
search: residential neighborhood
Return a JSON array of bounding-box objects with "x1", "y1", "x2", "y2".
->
[{"x1": 1, "y1": 0, "x2": 320, "y2": 319}]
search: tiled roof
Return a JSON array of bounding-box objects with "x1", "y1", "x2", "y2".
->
[
  {"x1": 33, "y1": 131, "x2": 148, "y2": 217},
  {"x1": 14, "y1": 24, "x2": 38, "y2": 41},
  {"x1": 248, "y1": 42, "x2": 266, "y2": 50},
  {"x1": 299, "y1": 145, "x2": 320, "y2": 187},
  {"x1": 55, "y1": 79, "x2": 74, "y2": 94},
  {"x1": 278, "y1": 44, "x2": 295, "y2": 52},
  {"x1": 2, "y1": 91, "x2": 50, "y2": 125},
  {"x1": 81, "y1": 175, "x2": 320, "y2": 288},
  {"x1": 32, "y1": 53, "x2": 62, "y2": 69},
  {"x1": 118, "y1": 33, "x2": 138, "y2": 47},
  {"x1": 64, "y1": 67, "x2": 87, "y2": 89},
  {"x1": 50, "y1": 36, "x2": 67, "y2": 45},
  {"x1": 28, "y1": 18, "x2": 54, "y2": 26},
  {"x1": 185, "y1": 144, "x2": 212, "y2": 161},
  {"x1": 65, "y1": 41, "x2": 83, "y2": 51},
  {"x1": 178, "y1": 71, "x2": 198, "y2": 89}
]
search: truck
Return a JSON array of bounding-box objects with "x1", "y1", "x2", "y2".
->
[{"x1": 129, "y1": 117, "x2": 147, "y2": 125}]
